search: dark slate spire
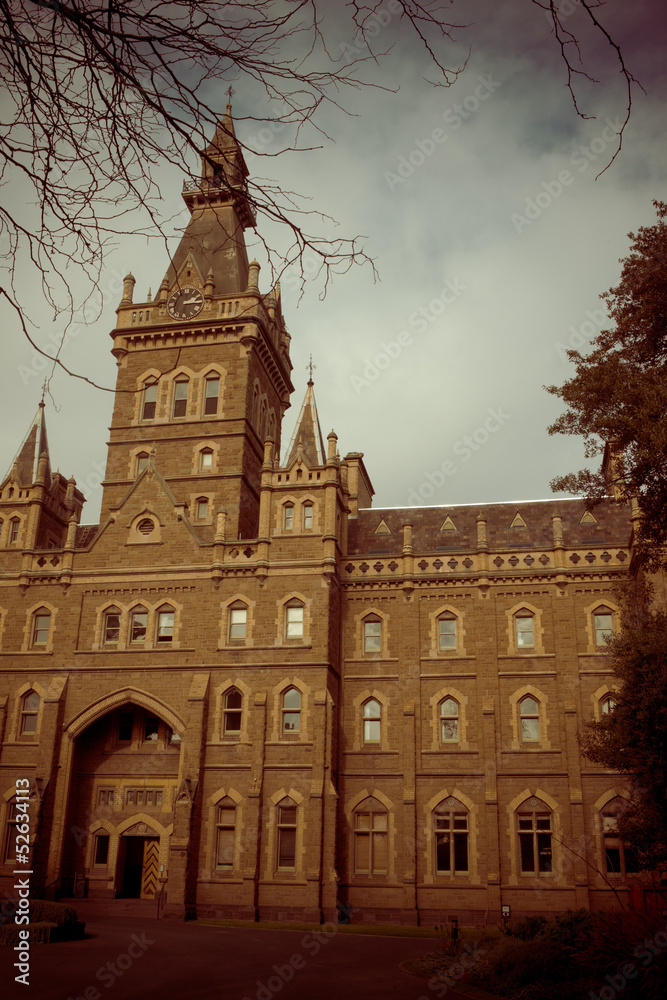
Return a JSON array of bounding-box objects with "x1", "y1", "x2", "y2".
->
[
  {"x1": 3, "y1": 401, "x2": 51, "y2": 488},
  {"x1": 283, "y1": 373, "x2": 326, "y2": 469}
]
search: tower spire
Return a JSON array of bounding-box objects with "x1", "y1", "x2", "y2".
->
[{"x1": 283, "y1": 370, "x2": 326, "y2": 468}]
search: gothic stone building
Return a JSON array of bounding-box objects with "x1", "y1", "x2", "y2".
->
[{"x1": 0, "y1": 108, "x2": 643, "y2": 924}]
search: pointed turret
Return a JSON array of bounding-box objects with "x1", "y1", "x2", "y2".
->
[
  {"x1": 166, "y1": 102, "x2": 254, "y2": 296},
  {"x1": 3, "y1": 402, "x2": 51, "y2": 489},
  {"x1": 283, "y1": 377, "x2": 326, "y2": 469}
]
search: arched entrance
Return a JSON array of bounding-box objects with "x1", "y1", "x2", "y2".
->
[{"x1": 117, "y1": 823, "x2": 161, "y2": 898}]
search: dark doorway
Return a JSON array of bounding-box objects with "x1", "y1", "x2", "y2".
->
[{"x1": 118, "y1": 836, "x2": 160, "y2": 898}]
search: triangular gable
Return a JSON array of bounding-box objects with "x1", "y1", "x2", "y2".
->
[
  {"x1": 580, "y1": 510, "x2": 598, "y2": 524},
  {"x1": 509, "y1": 512, "x2": 528, "y2": 528},
  {"x1": 374, "y1": 519, "x2": 391, "y2": 534},
  {"x1": 172, "y1": 249, "x2": 205, "y2": 291},
  {"x1": 439, "y1": 515, "x2": 458, "y2": 532}
]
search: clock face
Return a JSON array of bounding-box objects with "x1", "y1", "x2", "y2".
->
[{"x1": 167, "y1": 285, "x2": 204, "y2": 320}]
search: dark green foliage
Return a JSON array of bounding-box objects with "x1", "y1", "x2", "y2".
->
[
  {"x1": 574, "y1": 911, "x2": 667, "y2": 1000},
  {"x1": 0, "y1": 921, "x2": 56, "y2": 945},
  {"x1": 506, "y1": 914, "x2": 547, "y2": 940},
  {"x1": 30, "y1": 900, "x2": 79, "y2": 926}
]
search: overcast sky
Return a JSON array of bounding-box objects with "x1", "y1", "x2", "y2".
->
[{"x1": 1, "y1": 0, "x2": 666, "y2": 524}]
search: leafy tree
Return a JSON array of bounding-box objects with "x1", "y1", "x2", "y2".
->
[
  {"x1": 548, "y1": 201, "x2": 667, "y2": 570},
  {"x1": 0, "y1": 0, "x2": 640, "y2": 389}
]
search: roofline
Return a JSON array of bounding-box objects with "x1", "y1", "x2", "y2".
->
[{"x1": 358, "y1": 496, "x2": 614, "y2": 512}]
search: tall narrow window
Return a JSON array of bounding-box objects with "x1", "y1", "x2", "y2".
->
[
  {"x1": 362, "y1": 698, "x2": 381, "y2": 743},
  {"x1": 284, "y1": 600, "x2": 304, "y2": 639},
  {"x1": 277, "y1": 797, "x2": 297, "y2": 869},
  {"x1": 223, "y1": 689, "x2": 242, "y2": 735},
  {"x1": 439, "y1": 698, "x2": 460, "y2": 743},
  {"x1": 196, "y1": 497, "x2": 209, "y2": 520},
  {"x1": 204, "y1": 377, "x2": 220, "y2": 415},
  {"x1": 601, "y1": 694, "x2": 617, "y2": 715},
  {"x1": 144, "y1": 715, "x2": 159, "y2": 741},
  {"x1": 156, "y1": 606, "x2": 175, "y2": 643},
  {"x1": 514, "y1": 610, "x2": 535, "y2": 649},
  {"x1": 302, "y1": 503, "x2": 313, "y2": 530},
  {"x1": 94, "y1": 834, "x2": 110, "y2": 866},
  {"x1": 519, "y1": 696, "x2": 540, "y2": 742},
  {"x1": 434, "y1": 800, "x2": 469, "y2": 874},
  {"x1": 136, "y1": 452, "x2": 150, "y2": 475},
  {"x1": 216, "y1": 797, "x2": 237, "y2": 869},
  {"x1": 282, "y1": 687, "x2": 301, "y2": 733},
  {"x1": 103, "y1": 607, "x2": 121, "y2": 644},
  {"x1": 283, "y1": 504, "x2": 294, "y2": 530},
  {"x1": 518, "y1": 804, "x2": 552, "y2": 873},
  {"x1": 602, "y1": 797, "x2": 639, "y2": 876},
  {"x1": 172, "y1": 378, "x2": 189, "y2": 418},
  {"x1": 199, "y1": 448, "x2": 213, "y2": 471},
  {"x1": 4, "y1": 802, "x2": 19, "y2": 864},
  {"x1": 118, "y1": 711, "x2": 134, "y2": 742},
  {"x1": 438, "y1": 612, "x2": 457, "y2": 650},
  {"x1": 363, "y1": 614, "x2": 382, "y2": 653},
  {"x1": 142, "y1": 378, "x2": 158, "y2": 420},
  {"x1": 354, "y1": 798, "x2": 388, "y2": 875},
  {"x1": 594, "y1": 607, "x2": 614, "y2": 647},
  {"x1": 129, "y1": 607, "x2": 148, "y2": 644},
  {"x1": 31, "y1": 609, "x2": 51, "y2": 646},
  {"x1": 20, "y1": 691, "x2": 40, "y2": 736},
  {"x1": 228, "y1": 602, "x2": 247, "y2": 641},
  {"x1": 9, "y1": 519, "x2": 19, "y2": 545}
]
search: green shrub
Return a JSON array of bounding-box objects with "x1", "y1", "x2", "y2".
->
[
  {"x1": 507, "y1": 914, "x2": 547, "y2": 940},
  {"x1": 0, "y1": 922, "x2": 56, "y2": 945},
  {"x1": 574, "y1": 911, "x2": 667, "y2": 1000},
  {"x1": 30, "y1": 900, "x2": 78, "y2": 926},
  {"x1": 540, "y1": 908, "x2": 595, "y2": 950},
  {"x1": 490, "y1": 936, "x2": 578, "y2": 988}
]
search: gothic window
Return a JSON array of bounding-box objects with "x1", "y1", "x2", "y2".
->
[
  {"x1": 223, "y1": 689, "x2": 243, "y2": 736},
  {"x1": 439, "y1": 698, "x2": 460, "y2": 743},
  {"x1": 519, "y1": 696, "x2": 540, "y2": 742},
  {"x1": 136, "y1": 451, "x2": 150, "y2": 475},
  {"x1": 601, "y1": 694, "x2": 617, "y2": 715},
  {"x1": 141, "y1": 378, "x2": 158, "y2": 420},
  {"x1": 93, "y1": 834, "x2": 110, "y2": 866},
  {"x1": 216, "y1": 797, "x2": 237, "y2": 869},
  {"x1": 129, "y1": 607, "x2": 148, "y2": 644},
  {"x1": 156, "y1": 606, "x2": 175, "y2": 643},
  {"x1": 518, "y1": 803, "x2": 552, "y2": 873},
  {"x1": 353, "y1": 798, "x2": 388, "y2": 875},
  {"x1": 276, "y1": 796, "x2": 297, "y2": 869},
  {"x1": 601, "y1": 797, "x2": 640, "y2": 876},
  {"x1": 228, "y1": 601, "x2": 247, "y2": 641},
  {"x1": 144, "y1": 715, "x2": 159, "y2": 741},
  {"x1": 9, "y1": 518, "x2": 19, "y2": 545},
  {"x1": 594, "y1": 606, "x2": 614, "y2": 647},
  {"x1": 204, "y1": 376, "x2": 220, "y2": 415},
  {"x1": 281, "y1": 687, "x2": 301, "y2": 733},
  {"x1": 20, "y1": 691, "x2": 40, "y2": 737},
  {"x1": 514, "y1": 610, "x2": 535, "y2": 649},
  {"x1": 283, "y1": 503, "x2": 294, "y2": 530},
  {"x1": 3, "y1": 801, "x2": 19, "y2": 864},
  {"x1": 363, "y1": 614, "x2": 382, "y2": 653},
  {"x1": 434, "y1": 799, "x2": 469, "y2": 874},
  {"x1": 196, "y1": 497, "x2": 209, "y2": 520},
  {"x1": 103, "y1": 607, "x2": 121, "y2": 644},
  {"x1": 284, "y1": 600, "x2": 304, "y2": 639},
  {"x1": 302, "y1": 502, "x2": 313, "y2": 530},
  {"x1": 199, "y1": 447, "x2": 213, "y2": 471},
  {"x1": 172, "y1": 378, "x2": 189, "y2": 418},
  {"x1": 31, "y1": 608, "x2": 51, "y2": 646},
  {"x1": 438, "y1": 612, "x2": 457, "y2": 651},
  {"x1": 362, "y1": 698, "x2": 382, "y2": 743}
]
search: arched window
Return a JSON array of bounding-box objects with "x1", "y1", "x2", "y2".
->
[
  {"x1": 514, "y1": 610, "x2": 535, "y2": 649},
  {"x1": 518, "y1": 801, "x2": 552, "y2": 873},
  {"x1": 172, "y1": 377, "x2": 189, "y2": 418},
  {"x1": 438, "y1": 612, "x2": 457, "y2": 651},
  {"x1": 363, "y1": 614, "x2": 382, "y2": 653},
  {"x1": 353, "y1": 797, "x2": 388, "y2": 874},
  {"x1": 283, "y1": 503, "x2": 294, "y2": 530},
  {"x1": 9, "y1": 518, "x2": 20, "y2": 545},
  {"x1": 136, "y1": 451, "x2": 150, "y2": 475},
  {"x1": 204, "y1": 376, "x2": 220, "y2": 415},
  {"x1": 31, "y1": 608, "x2": 51, "y2": 646},
  {"x1": 284, "y1": 600, "x2": 304, "y2": 639},
  {"x1": 594, "y1": 606, "x2": 614, "y2": 647},
  {"x1": 141, "y1": 377, "x2": 158, "y2": 420},
  {"x1": 601, "y1": 694, "x2": 617, "y2": 715},
  {"x1": 302, "y1": 502, "x2": 313, "y2": 530},
  {"x1": 439, "y1": 698, "x2": 459, "y2": 743},
  {"x1": 196, "y1": 497, "x2": 209, "y2": 520},
  {"x1": 103, "y1": 607, "x2": 121, "y2": 644},
  {"x1": 93, "y1": 834, "x2": 110, "y2": 867},
  {"x1": 3, "y1": 801, "x2": 19, "y2": 864},
  {"x1": 223, "y1": 689, "x2": 242, "y2": 735},
  {"x1": 601, "y1": 796, "x2": 640, "y2": 876},
  {"x1": 156, "y1": 605, "x2": 175, "y2": 643},
  {"x1": 228, "y1": 601, "x2": 247, "y2": 641},
  {"x1": 519, "y1": 696, "x2": 540, "y2": 742},
  {"x1": 199, "y1": 447, "x2": 213, "y2": 472},
  {"x1": 129, "y1": 606, "x2": 148, "y2": 644},
  {"x1": 277, "y1": 796, "x2": 297, "y2": 869},
  {"x1": 20, "y1": 691, "x2": 40, "y2": 736},
  {"x1": 281, "y1": 687, "x2": 301, "y2": 733},
  {"x1": 216, "y1": 796, "x2": 237, "y2": 869},
  {"x1": 434, "y1": 798, "x2": 469, "y2": 874},
  {"x1": 362, "y1": 698, "x2": 381, "y2": 743}
]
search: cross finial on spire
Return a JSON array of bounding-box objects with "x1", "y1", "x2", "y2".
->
[
  {"x1": 226, "y1": 84, "x2": 236, "y2": 106},
  {"x1": 306, "y1": 355, "x2": 316, "y2": 385},
  {"x1": 40, "y1": 378, "x2": 47, "y2": 405}
]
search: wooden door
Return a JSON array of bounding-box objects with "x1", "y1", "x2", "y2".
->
[{"x1": 140, "y1": 838, "x2": 160, "y2": 899}]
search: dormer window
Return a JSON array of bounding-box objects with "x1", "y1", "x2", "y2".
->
[
  {"x1": 172, "y1": 378, "x2": 189, "y2": 418},
  {"x1": 141, "y1": 378, "x2": 158, "y2": 420}
]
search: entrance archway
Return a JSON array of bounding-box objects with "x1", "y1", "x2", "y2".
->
[{"x1": 117, "y1": 823, "x2": 161, "y2": 898}]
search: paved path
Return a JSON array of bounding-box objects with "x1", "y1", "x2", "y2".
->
[{"x1": 1, "y1": 906, "x2": 479, "y2": 1000}]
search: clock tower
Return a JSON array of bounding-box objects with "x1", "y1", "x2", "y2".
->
[{"x1": 100, "y1": 104, "x2": 293, "y2": 540}]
